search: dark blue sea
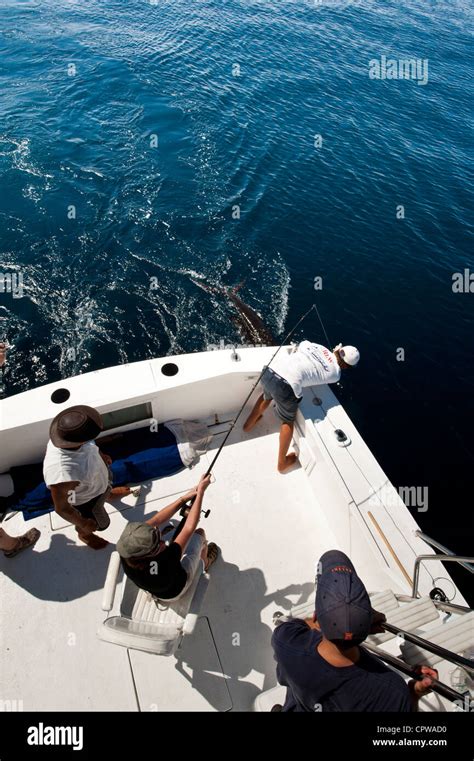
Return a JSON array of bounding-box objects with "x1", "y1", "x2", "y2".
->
[{"x1": 1, "y1": 1, "x2": 473, "y2": 599}]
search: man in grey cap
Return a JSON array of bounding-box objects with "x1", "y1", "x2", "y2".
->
[
  {"x1": 43, "y1": 405, "x2": 130, "y2": 550},
  {"x1": 117, "y1": 473, "x2": 219, "y2": 601},
  {"x1": 271, "y1": 550, "x2": 438, "y2": 711}
]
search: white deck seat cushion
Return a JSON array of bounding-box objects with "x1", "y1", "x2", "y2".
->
[
  {"x1": 99, "y1": 559, "x2": 206, "y2": 656},
  {"x1": 369, "y1": 589, "x2": 400, "y2": 614},
  {"x1": 401, "y1": 612, "x2": 474, "y2": 667},
  {"x1": 124, "y1": 567, "x2": 202, "y2": 622}
]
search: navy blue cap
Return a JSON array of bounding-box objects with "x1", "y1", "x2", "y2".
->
[{"x1": 315, "y1": 550, "x2": 372, "y2": 642}]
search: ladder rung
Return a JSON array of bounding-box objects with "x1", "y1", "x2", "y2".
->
[{"x1": 368, "y1": 597, "x2": 439, "y2": 645}]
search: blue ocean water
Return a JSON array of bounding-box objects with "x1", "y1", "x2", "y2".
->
[{"x1": 1, "y1": 1, "x2": 473, "y2": 596}]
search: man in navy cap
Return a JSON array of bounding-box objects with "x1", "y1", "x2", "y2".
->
[{"x1": 271, "y1": 550, "x2": 437, "y2": 711}]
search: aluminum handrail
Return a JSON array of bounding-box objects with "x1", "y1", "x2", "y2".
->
[
  {"x1": 362, "y1": 642, "x2": 472, "y2": 708},
  {"x1": 415, "y1": 531, "x2": 474, "y2": 574},
  {"x1": 395, "y1": 593, "x2": 471, "y2": 613},
  {"x1": 412, "y1": 554, "x2": 474, "y2": 599},
  {"x1": 431, "y1": 599, "x2": 472, "y2": 615},
  {"x1": 382, "y1": 621, "x2": 474, "y2": 672}
]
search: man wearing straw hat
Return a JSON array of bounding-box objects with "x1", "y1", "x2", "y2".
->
[{"x1": 43, "y1": 405, "x2": 130, "y2": 550}]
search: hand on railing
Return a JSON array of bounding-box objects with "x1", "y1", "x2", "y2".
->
[
  {"x1": 410, "y1": 665, "x2": 439, "y2": 697},
  {"x1": 369, "y1": 609, "x2": 387, "y2": 634}
]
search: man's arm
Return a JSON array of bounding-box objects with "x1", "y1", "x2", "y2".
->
[
  {"x1": 369, "y1": 609, "x2": 436, "y2": 711},
  {"x1": 145, "y1": 491, "x2": 194, "y2": 528},
  {"x1": 174, "y1": 475, "x2": 211, "y2": 552},
  {"x1": 49, "y1": 482, "x2": 96, "y2": 534}
]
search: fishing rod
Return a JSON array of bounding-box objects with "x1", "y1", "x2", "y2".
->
[
  {"x1": 172, "y1": 303, "x2": 317, "y2": 538},
  {"x1": 206, "y1": 302, "x2": 316, "y2": 475}
]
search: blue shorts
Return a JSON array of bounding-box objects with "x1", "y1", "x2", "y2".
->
[{"x1": 260, "y1": 366, "x2": 301, "y2": 424}]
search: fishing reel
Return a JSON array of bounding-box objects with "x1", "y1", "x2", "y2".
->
[
  {"x1": 179, "y1": 500, "x2": 211, "y2": 519},
  {"x1": 172, "y1": 499, "x2": 211, "y2": 542}
]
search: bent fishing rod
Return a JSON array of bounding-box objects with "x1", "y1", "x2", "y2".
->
[{"x1": 172, "y1": 303, "x2": 317, "y2": 538}]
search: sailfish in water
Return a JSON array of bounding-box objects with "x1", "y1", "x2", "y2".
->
[{"x1": 191, "y1": 280, "x2": 275, "y2": 346}]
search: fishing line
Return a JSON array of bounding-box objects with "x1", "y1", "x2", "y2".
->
[
  {"x1": 312, "y1": 297, "x2": 333, "y2": 352},
  {"x1": 205, "y1": 302, "x2": 316, "y2": 476},
  {"x1": 173, "y1": 303, "x2": 316, "y2": 535}
]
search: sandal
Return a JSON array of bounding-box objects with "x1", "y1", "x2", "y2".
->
[
  {"x1": 205, "y1": 542, "x2": 220, "y2": 571},
  {"x1": 4, "y1": 528, "x2": 41, "y2": 558}
]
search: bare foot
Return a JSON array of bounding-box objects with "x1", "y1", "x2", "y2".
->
[
  {"x1": 110, "y1": 486, "x2": 131, "y2": 497},
  {"x1": 77, "y1": 532, "x2": 109, "y2": 550},
  {"x1": 277, "y1": 452, "x2": 299, "y2": 474}
]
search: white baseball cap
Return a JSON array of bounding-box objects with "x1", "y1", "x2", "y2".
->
[{"x1": 333, "y1": 344, "x2": 360, "y2": 367}]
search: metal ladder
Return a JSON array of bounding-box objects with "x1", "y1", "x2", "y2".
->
[{"x1": 372, "y1": 532, "x2": 474, "y2": 709}]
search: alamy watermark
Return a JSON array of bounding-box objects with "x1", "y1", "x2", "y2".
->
[
  {"x1": 370, "y1": 485, "x2": 429, "y2": 513},
  {"x1": 369, "y1": 56, "x2": 429, "y2": 86},
  {"x1": 0, "y1": 699, "x2": 24, "y2": 711},
  {"x1": 206, "y1": 339, "x2": 269, "y2": 351},
  {"x1": 27, "y1": 722, "x2": 83, "y2": 751},
  {"x1": 452, "y1": 268, "x2": 474, "y2": 293},
  {"x1": 0, "y1": 272, "x2": 24, "y2": 298},
  {"x1": 453, "y1": 695, "x2": 474, "y2": 712}
]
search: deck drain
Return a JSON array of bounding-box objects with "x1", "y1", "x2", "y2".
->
[
  {"x1": 161, "y1": 363, "x2": 179, "y2": 377},
  {"x1": 51, "y1": 388, "x2": 70, "y2": 404}
]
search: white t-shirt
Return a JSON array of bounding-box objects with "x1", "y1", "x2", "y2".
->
[
  {"x1": 271, "y1": 340, "x2": 341, "y2": 398},
  {"x1": 43, "y1": 440, "x2": 110, "y2": 505}
]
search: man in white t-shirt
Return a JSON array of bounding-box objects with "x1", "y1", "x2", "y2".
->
[
  {"x1": 43, "y1": 405, "x2": 130, "y2": 550},
  {"x1": 243, "y1": 341, "x2": 360, "y2": 473}
]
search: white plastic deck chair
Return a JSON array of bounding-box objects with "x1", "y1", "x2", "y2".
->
[{"x1": 98, "y1": 551, "x2": 210, "y2": 656}]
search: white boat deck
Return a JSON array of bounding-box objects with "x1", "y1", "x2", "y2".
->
[
  {"x1": 0, "y1": 404, "x2": 407, "y2": 712},
  {"x1": 1, "y1": 346, "x2": 470, "y2": 712}
]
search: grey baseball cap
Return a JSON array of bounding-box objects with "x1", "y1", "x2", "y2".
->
[
  {"x1": 315, "y1": 550, "x2": 372, "y2": 642},
  {"x1": 116, "y1": 522, "x2": 161, "y2": 559}
]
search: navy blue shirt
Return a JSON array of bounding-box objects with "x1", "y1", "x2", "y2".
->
[{"x1": 272, "y1": 619, "x2": 413, "y2": 712}]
